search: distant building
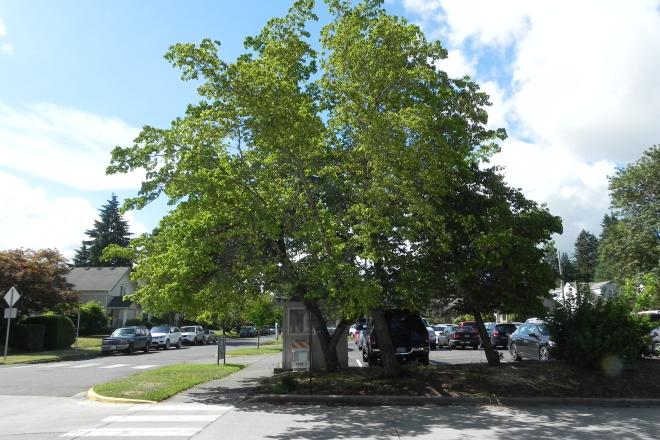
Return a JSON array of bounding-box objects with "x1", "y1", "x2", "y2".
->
[
  {"x1": 66, "y1": 267, "x2": 142, "y2": 328},
  {"x1": 549, "y1": 281, "x2": 619, "y2": 305}
]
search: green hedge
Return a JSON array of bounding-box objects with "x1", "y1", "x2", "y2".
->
[
  {"x1": 22, "y1": 315, "x2": 76, "y2": 349},
  {"x1": 124, "y1": 318, "x2": 152, "y2": 329},
  {"x1": 10, "y1": 324, "x2": 46, "y2": 352}
]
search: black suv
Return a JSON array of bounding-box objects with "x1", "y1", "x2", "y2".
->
[{"x1": 362, "y1": 310, "x2": 430, "y2": 366}]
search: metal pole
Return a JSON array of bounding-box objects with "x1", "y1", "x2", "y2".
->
[
  {"x1": 223, "y1": 328, "x2": 226, "y2": 365},
  {"x1": 3, "y1": 289, "x2": 15, "y2": 362},
  {"x1": 75, "y1": 305, "x2": 82, "y2": 349},
  {"x1": 308, "y1": 310, "x2": 312, "y2": 391}
]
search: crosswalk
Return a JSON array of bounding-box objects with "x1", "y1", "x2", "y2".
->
[
  {"x1": 6, "y1": 363, "x2": 159, "y2": 371},
  {"x1": 61, "y1": 404, "x2": 234, "y2": 438}
]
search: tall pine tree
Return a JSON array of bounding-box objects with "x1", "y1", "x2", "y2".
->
[
  {"x1": 574, "y1": 229, "x2": 599, "y2": 282},
  {"x1": 74, "y1": 194, "x2": 132, "y2": 267}
]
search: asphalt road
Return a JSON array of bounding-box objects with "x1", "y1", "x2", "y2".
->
[{"x1": 0, "y1": 335, "x2": 278, "y2": 397}]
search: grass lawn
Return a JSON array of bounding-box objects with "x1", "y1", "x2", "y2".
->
[
  {"x1": 228, "y1": 345, "x2": 283, "y2": 356},
  {"x1": 93, "y1": 363, "x2": 243, "y2": 401},
  {"x1": 0, "y1": 335, "x2": 104, "y2": 365}
]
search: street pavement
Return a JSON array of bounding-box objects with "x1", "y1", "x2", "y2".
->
[
  {"x1": 3, "y1": 338, "x2": 660, "y2": 439},
  {"x1": 0, "y1": 335, "x2": 278, "y2": 397}
]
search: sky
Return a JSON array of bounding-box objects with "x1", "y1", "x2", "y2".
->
[{"x1": 1, "y1": 0, "x2": 659, "y2": 261}]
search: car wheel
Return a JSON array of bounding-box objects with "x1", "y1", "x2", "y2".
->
[
  {"x1": 164, "y1": 339, "x2": 170, "y2": 350},
  {"x1": 448, "y1": 344, "x2": 454, "y2": 350},
  {"x1": 510, "y1": 343, "x2": 522, "y2": 361},
  {"x1": 101, "y1": 351, "x2": 110, "y2": 356},
  {"x1": 143, "y1": 343, "x2": 150, "y2": 353},
  {"x1": 419, "y1": 356, "x2": 430, "y2": 366},
  {"x1": 539, "y1": 346, "x2": 550, "y2": 361},
  {"x1": 176, "y1": 339, "x2": 181, "y2": 349},
  {"x1": 362, "y1": 348, "x2": 369, "y2": 362},
  {"x1": 127, "y1": 343, "x2": 134, "y2": 355}
]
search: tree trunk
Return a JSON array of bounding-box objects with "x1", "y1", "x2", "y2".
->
[
  {"x1": 372, "y1": 308, "x2": 400, "y2": 377},
  {"x1": 303, "y1": 300, "x2": 351, "y2": 372},
  {"x1": 472, "y1": 308, "x2": 500, "y2": 366},
  {"x1": 257, "y1": 330, "x2": 260, "y2": 349}
]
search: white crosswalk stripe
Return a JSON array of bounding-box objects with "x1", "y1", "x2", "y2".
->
[
  {"x1": 61, "y1": 404, "x2": 233, "y2": 438},
  {"x1": 61, "y1": 427, "x2": 201, "y2": 437},
  {"x1": 39, "y1": 362, "x2": 73, "y2": 368},
  {"x1": 100, "y1": 363, "x2": 129, "y2": 369},
  {"x1": 131, "y1": 364, "x2": 158, "y2": 370},
  {"x1": 70, "y1": 363, "x2": 100, "y2": 369}
]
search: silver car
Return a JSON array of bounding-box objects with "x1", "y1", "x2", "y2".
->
[
  {"x1": 180, "y1": 325, "x2": 204, "y2": 345},
  {"x1": 433, "y1": 324, "x2": 456, "y2": 347},
  {"x1": 149, "y1": 326, "x2": 182, "y2": 349}
]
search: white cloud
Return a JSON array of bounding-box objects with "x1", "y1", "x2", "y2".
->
[
  {"x1": 491, "y1": 139, "x2": 615, "y2": 251},
  {"x1": 0, "y1": 102, "x2": 143, "y2": 191},
  {"x1": 401, "y1": 0, "x2": 660, "y2": 249},
  {"x1": 1, "y1": 43, "x2": 13, "y2": 55},
  {"x1": 435, "y1": 49, "x2": 474, "y2": 78},
  {"x1": 0, "y1": 172, "x2": 147, "y2": 260},
  {"x1": 0, "y1": 18, "x2": 6, "y2": 37}
]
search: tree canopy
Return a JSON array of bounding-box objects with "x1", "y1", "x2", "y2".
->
[
  {"x1": 107, "y1": 0, "x2": 557, "y2": 372},
  {"x1": 574, "y1": 230, "x2": 599, "y2": 282},
  {"x1": 0, "y1": 248, "x2": 76, "y2": 315}
]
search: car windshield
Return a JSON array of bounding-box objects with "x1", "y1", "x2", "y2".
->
[
  {"x1": 111, "y1": 328, "x2": 135, "y2": 337},
  {"x1": 538, "y1": 324, "x2": 550, "y2": 336},
  {"x1": 181, "y1": 326, "x2": 196, "y2": 332},
  {"x1": 485, "y1": 323, "x2": 496, "y2": 330},
  {"x1": 151, "y1": 326, "x2": 168, "y2": 333},
  {"x1": 432, "y1": 326, "x2": 444, "y2": 331}
]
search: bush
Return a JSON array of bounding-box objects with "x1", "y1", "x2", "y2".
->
[
  {"x1": 76, "y1": 302, "x2": 107, "y2": 335},
  {"x1": 549, "y1": 292, "x2": 653, "y2": 369},
  {"x1": 9, "y1": 324, "x2": 46, "y2": 352},
  {"x1": 22, "y1": 315, "x2": 76, "y2": 349}
]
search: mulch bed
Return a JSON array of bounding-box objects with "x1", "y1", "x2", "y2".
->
[{"x1": 258, "y1": 358, "x2": 660, "y2": 398}]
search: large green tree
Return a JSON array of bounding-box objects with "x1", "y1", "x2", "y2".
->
[
  {"x1": 574, "y1": 230, "x2": 599, "y2": 282},
  {"x1": 419, "y1": 167, "x2": 562, "y2": 365},
  {"x1": 0, "y1": 249, "x2": 76, "y2": 316},
  {"x1": 74, "y1": 194, "x2": 132, "y2": 267},
  {"x1": 598, "y1": 145, "x2": 659, "y2": 281},
  {"x1": 107, "y1": 0, "x2": 507, "y2": 374}
]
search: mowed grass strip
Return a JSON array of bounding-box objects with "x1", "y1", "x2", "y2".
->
[
  {"x1": 0, "y1": 336, "x2": 104, "y2": 365},
  {"x1": 93, "y1": 363, "x2": 244, "y2": 402},
  {"x1": 228, "y1": 345, "x2": 282, "y2": 356}
]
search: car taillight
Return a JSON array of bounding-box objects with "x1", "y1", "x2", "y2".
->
[
  {"x1": 452, "y1": 333, "x2": 461, "y2": 340},
  {"x1": 493, "y1": 330, "x2": 499, "y2": 337}
]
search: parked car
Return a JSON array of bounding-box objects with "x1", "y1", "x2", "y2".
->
[
  {"x1": 421, "y1": 319, "x2": 437, "y2": 350},
  {"x1": 203, "y1": 329, "x2": 218, "y2": 344},
  {"x1": 149, "y1": 326, "x2": 182, "y2": 349},
  {"x1": 509, "y1": 321, "x2": 554, "y2": 361},
  {"x1": 490, "y1": 323, "x2": 518, "y2": 349},
  {"x1": 239, "y1": 326, "x2": 257, "y2": 337},
  {"x1": 102, "y1": 326, "x2": 151, "y2": 355},
  {"x1": 448, "y1": 325, "x2": 480, "y2": 350},
  {"x1": 433, "y1": 324, "x2": 456, "y2": 347},
  {"x1": 362, "y1": 310, "x2": 430, "y2": 366},
  {"x1": 180, "y1": 325, "x2": 205, "y2": 344},
  {"x1": 348, "y1": 324, "x2": 358, "y2": 337}
]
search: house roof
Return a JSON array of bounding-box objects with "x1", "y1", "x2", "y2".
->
[
  {"x1": 67, "y1": 267, "x2": 131, "y2": 292},
  {"x1": 107, "y1": 296, "x2": 134, "y2": 308},
  {"x1": 589, "y1": 281, "x2": 612, "y2": 289}
]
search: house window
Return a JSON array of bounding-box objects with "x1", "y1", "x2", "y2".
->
[{"x1": 120, "y1": 285, "x2": 126, "y2": 296}]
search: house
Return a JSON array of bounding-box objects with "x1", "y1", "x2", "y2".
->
[
  {"x1": 549, "y1": 281, "x2": 619, "y2": 305},
  {"x1": 66, "y1": 267, "x2": 142, "y2": 328}
]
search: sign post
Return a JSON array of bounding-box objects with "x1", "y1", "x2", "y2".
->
[
  {"x1": 3, "y1": 286, "x2": 20, "y2": 362},
  {"x1": 217, "y1": 329, "x2": 226, "y2": 366}
]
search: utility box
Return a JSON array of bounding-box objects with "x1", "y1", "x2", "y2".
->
[{"x1": 282, "y1": 301, "x2": 348, "y2": 371}]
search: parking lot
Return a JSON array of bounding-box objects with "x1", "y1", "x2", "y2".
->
[{"x1": 347, "y1": 342, "x2": 514, "y2": 367}]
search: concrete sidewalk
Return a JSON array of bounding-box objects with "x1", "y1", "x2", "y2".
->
[{"x1": 166, "y1": 352, "x2": 281, "y2": 406}]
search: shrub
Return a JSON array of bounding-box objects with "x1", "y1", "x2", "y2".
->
[
  {"x1": 549, "y1": 291, "x2": 653, "y2": 369},
  {"x1": 9, "y1": 324, "x2": 46, "y2": 352},
  {"x1": 22, "y1": 315, "x2": 76, "y2": 349},
  {"x1": 76, "y1": 302, "x2": 107, "y2": 335}
]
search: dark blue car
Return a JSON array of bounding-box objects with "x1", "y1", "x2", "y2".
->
[{"x1": 101, "y1": 326, "x2": 151, "y2": 355}]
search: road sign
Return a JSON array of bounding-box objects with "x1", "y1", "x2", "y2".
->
[
  {"x1": 4, "y1": 308, "x2": 17, "y2": 319},
  {"x1": 4, "y1": 286, "x2": 20, "y2": 307}
]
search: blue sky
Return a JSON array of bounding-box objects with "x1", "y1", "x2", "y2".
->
[{"x1": 1, "y1": 0, "x2": 659, "y2": 261}]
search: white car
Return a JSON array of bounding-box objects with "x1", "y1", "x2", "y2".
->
[
  {"x1": 348, "y1": 324, "x2": 358, "y2": 337},
  {"x1": 180, "y1": 325, "x2": 204, "y2": 345},
  {"x1": 150, "y1": 326, "x2": 182, "y2": 349}
]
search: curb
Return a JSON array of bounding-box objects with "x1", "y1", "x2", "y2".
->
[
  {"x1": 86, "y1": 387, "x2": 156, "y2": 404},
  {"x1": 246, "y1": 394, "x2": 660, "y2": 408}
]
